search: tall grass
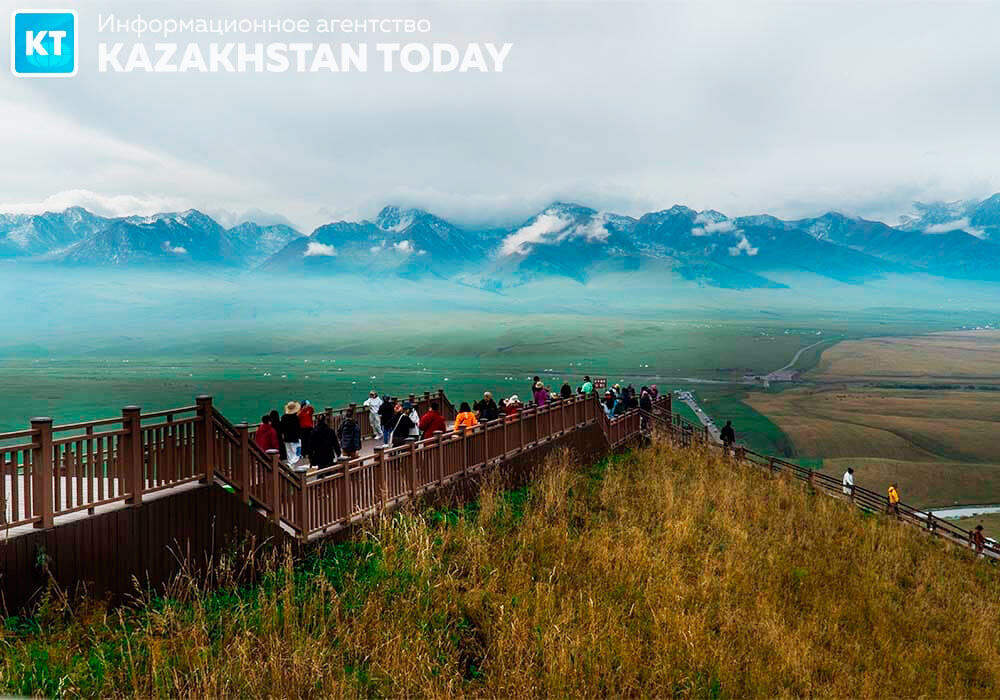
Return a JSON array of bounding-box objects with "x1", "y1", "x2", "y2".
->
[{"x1": 3, "y1": 438, "x2": 1000, "y2": 697}]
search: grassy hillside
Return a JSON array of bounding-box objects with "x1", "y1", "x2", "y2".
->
[{"x1": 3, "y1": 440, "x2": 1000, "y2": 697}]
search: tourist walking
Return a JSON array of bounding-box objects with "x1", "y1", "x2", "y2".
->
[
  {"x1": 308, "y1": 414, "x2": 341, "y2": 468},
  {"x1": 887, "y1": 483, "x2": 901, "y2": 518},
  {"x1": 582, "y1": 376, "x2": 594, "y2": 395},
  {"x1": 504, "y1": 394, "x2": 521, "y2": 418},
  {"x1": 298, "y1": 399, "x2": 315, "y2": 453},
  {"x1": 269, "y1": 409, "x2": 286, "y2": 460},
  {"x1": 476, "y1": 391, "x2": 500, "y2": 421},
  {"x1": 418, "y1": 401, "x2": 447, "y2": 439},
  {"x1": 378, "y1": 395, "x2": 396, "y2": 445},
  {"x1": 390, "y1": 402, "x2": 416, "y2": 447},
  {"x1": 842, "y1": 467, "x2": 855, "y2": 498},
  {"x1": 970, "y1": 525, "x2": 987, "y2": 557},
  {"x1": 279, "y1": 401, "x2": 303, "y2": 467},
  {"x1": 254, "y1": 415, "x2": 280, "y2": 453},
  {"x1": 338, "y1": 408, "x2": 362, "y2": 458},
  {"x1": 363, "y1": 391, "x2": 383, "y2": 439},
  {"x1": 405, "y1": 401, "x2": 421, "y2": 439},
  {"x1": 454, "y1": 402, "x2": 479, "y2": 432},
  {"x1": 720, "y1": 420, "x2": 736, "y2": 451},
  {"x1": 602, "y1": 391, "x2": 617, "y2": 420},
  {"x1": 533, "y1": 381, "x2": 548, "y2": 407}
]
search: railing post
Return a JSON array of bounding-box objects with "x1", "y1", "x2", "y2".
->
[
  {"x1": 407, "y1": 439, "x2": 417, "y2": 498},
  {"x1": 462, "y1": 429, "x2": 469, "y2": 477},
  {"x1": 340, "y1": 459, "x2": 352, "y2": 526},
  {"x1": 296, "y1": 470, "x2": 308, "y2": 540},
  {"x1": 502, "y1": 418, "x2": 508, "y2": 456},
  {"x1": 437, "y1": 388, "x2": 447, "y2": 416},
  {"x1": 236, "y1": 422, "x2": 250, "y2": 504},
  {"x1": 519, "y1": 409, "x2": 525, "y2": 451},
  {"x1": 31, "y1": 417, "x2": 54, "y2": 529},
  {"x1": 374, "y1": 446, "x2": 385, "y2": 511},
  {"x1": 122, "y1": 406, "x2": 143, "y2": 506},
  {"x1": 267, "y1": 449, "x2": 281, "y2": 524},
  {"x1": 196, "y1": 395, "x2": 214, "y2": 484},
  {"x1": 435, "y1": 431, "x2": 445, "y2": 486}
]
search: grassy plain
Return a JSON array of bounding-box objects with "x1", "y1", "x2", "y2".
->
[
  {"x1": 4, "y1": 441, "x2": 1000, "y2": 697},
  {"x1": 807, "y1": 330, "x2": 1000, "y2": 385},
  {"x1": 0, "y1": 317, "x2": 833, "y2": 433}
]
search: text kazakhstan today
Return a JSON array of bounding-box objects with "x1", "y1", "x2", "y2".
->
[{"x1": 98, "y1": 42, "x2": 513, "y2": 73}]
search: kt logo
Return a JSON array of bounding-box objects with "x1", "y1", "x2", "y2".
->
[{"x1": 11, "y1": 9, "x2": 77, "y2": 77}]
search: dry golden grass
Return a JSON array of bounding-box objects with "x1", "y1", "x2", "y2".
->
[
  {"x1": 953, "y1": 513, "x2": 1000, "y2": 534},
  {"x1": 4, "y1": 440, "x2": 1000, "y2": 697},
  {"x1": 809, "y1": 331, "x2": 1000, "y2": 384},
  {"x1": 747, "y1": 387, "x2": 1000, "y2": 464},
  {"x1": 820, "y1": 457, "x2": 1000, "y2": 510}
]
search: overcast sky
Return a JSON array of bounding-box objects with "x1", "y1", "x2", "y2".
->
[{"x1": 2, "y1": 0, "x2": 999, "y2": 231}]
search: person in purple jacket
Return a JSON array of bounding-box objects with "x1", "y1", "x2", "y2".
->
[{"x1": 533, "y1": 381, "x2": 548, "y2": 407}]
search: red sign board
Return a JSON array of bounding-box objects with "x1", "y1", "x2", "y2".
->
[{"x1": 593, "y1": 377, "x2": 607, "y2": 390}]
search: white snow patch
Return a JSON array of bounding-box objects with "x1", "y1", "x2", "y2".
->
[{"x1": 304, "y1": 241, "x2": 337, "y2": 257}]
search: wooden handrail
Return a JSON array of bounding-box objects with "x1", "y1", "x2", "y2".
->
[{"x1": 640, "y1": 408, "x2": 1000, "y2": 559}]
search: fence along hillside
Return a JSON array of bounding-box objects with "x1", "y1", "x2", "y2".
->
[
  {"x1": 1, "y1": 387, "x2": 994, "y2": 614},
  {"x1": 0, "y1": 389, "x2": 648, "y2": 542},
  {"x1": 641, "y1": 408, "x2": 1000, "y2": 560}
]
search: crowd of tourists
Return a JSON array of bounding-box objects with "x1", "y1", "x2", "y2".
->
[
  {"x1": 249, "y1": 374, "x2": 666, "y2": 471},
  {"x1": 252, "y1": 399, "x2": 362, "y2": 471}
]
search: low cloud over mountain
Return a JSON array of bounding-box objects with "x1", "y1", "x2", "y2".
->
[{"x1": 3, "y1": 195, "x2": 1000, "y2": 290}]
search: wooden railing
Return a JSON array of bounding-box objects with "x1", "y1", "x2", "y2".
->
[
  {"x1": 642, "y1": 408, "x2": 1000, "y2": 560},
  {"x1": 0, "y1": 388, "x2": 659, "y2": 538},
  {"x1": 210, "y1": 392, "x2": 644, "y2": 540}
]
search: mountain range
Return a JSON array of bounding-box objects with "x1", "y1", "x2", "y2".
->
[{"x1": 2, "y1": 196, "x2": 1000, "y2": 289}]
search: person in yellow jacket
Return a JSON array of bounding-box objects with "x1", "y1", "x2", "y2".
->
[
  {"x1": 453, "y1": 402, "x2": 479, "y2": 432},
  {"x1": 887, "y1": 482, "x2": 901, "y2": 519}
]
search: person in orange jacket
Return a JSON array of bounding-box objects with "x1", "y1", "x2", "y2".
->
[
  {"x1": 453, "y1": 402, "x2": 479, "y2": 432},
  {"x1": 887, "y1": 482, "x2": 901, "y2": 519}
]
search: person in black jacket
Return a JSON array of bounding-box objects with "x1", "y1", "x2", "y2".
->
[
  {"x1": 390, "y1": 402, "x2": 415, "y2": 447},
  {"x1": 269, "y1": 409, "x2": 286, "y2": 460},
  {"x1": 378, "y1": 395, "x2": 396, "y2": 445},
  {"x1": 279, "y1": 401, "x2": 303, "y2": 466},
  {"x1": 560, "y1": 382, "x2": 572, "y2": 399},
  {"x1": 308, "y1": 414, "x2": 340, "y2": 468},
  {"x1": 338, "y1": 408, "x2": 362, "y2": 458},
  {"x1": 720, "y1": 420, "x2": 736, "y2": 451},
  {"x1": 475, "y1": 392, "x2": 500, "y2": 421}
]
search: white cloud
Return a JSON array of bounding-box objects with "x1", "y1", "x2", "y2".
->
[
  {"x1": 304, "y1": 241, "x2": 337, "y2": 257},
  {"x1": 0, "y1": 190, "x2": 186, "y2": 218},
  {"x1": 923, "y1": 217, "x2": 986, "y2": 238},
  {"x1": 691, "y1": 220, "x2": 736, "y2": 236},
  {"x1": 500, "y1": 211, "x2": 611, "y2": 256},
  {"x1": 393, "y1": 240, "x2": 415, "y2": 254},
  {"x1": 161, "y1": 241, "x2": 187, "y2": 254},
  {"x1": 728, "y1": 236, "x2": 759, "y2": 256}
]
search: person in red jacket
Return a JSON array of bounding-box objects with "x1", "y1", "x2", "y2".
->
[
  {"x1": 418, "y1": 401, "x2": 447, "y2": 440},
  {"x1": 298, "y1": 399, "x2": 315, "y2": 453},
  {"x1": 254, "y1": 414, "x2": 280, "y2": 453}
]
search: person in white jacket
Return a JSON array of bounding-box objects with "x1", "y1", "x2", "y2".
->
[
  {"x1": 363, "y1": 391, "x2": 383, "y2": 439},
  {"x1": 842, "y1": 467, "x2": 855, "y2": 498}
]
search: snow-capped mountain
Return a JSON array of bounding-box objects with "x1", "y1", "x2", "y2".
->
[{"x1": 4, "y1": 195, "x2": 1000, "y2": 289}]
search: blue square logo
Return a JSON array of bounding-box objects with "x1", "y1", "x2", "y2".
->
[{"x1": 11, "y1": 9, "x2": 77, "y2": 77}]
